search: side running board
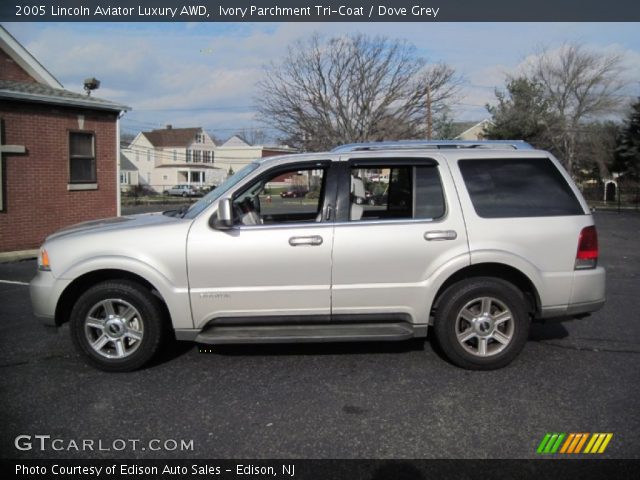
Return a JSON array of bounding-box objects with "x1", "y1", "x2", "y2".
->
[{"x1": 194, "y1": 322, "x2": 427, "y2": 345}]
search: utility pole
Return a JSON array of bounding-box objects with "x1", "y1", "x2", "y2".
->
[{"x1": 426, "y1": 85, "x2": 433, "y2": 140}]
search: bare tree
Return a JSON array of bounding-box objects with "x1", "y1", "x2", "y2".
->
[
  {"x1": 233, "y1": 128, "x2": 271, "y2": 146},
  {"x1": 527, "y1": 43, "x2": 626, "y2": 175},
  {"x1": 578, "y1": 122, "x2": 619, "y2": 180},
  {"x1": 422, "y1": 63, "x2": 464, "y2": 139},
  {"x1": 120, "y1": 131, "x2": 136, "y2": 147},
  {"x1": 206, "y1": 131, "x2": 222, "y2": 145},
  {"x1": 257, "y1": 34, "x2": 461, "y2": 151}
]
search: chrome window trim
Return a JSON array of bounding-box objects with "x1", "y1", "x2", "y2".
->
[{"x1": 233, "y1": 215, "x2": 447, "y2": 232}]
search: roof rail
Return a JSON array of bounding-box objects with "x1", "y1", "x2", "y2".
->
[{"x1": 332, "y1": 140, "x2": 534, "y2": 153}]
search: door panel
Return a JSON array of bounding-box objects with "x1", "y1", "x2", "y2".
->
[
  {"x1": 187, "y1": 223, "x2": 333, "y2": 328},
  {"x1": 187, "y1": 161, "x2": 335, "y2": 329},
  {"x1": 331, "y1": 158, "x2": 469, "y2": 324},
  {"x1": 331, "y1": 222, "x2": 468, "y2": 323}
]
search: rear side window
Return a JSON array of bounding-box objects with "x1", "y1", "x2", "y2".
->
[
  {"x1": 349, "y1": 164, "x2": 445, "y2": 221},
  {"x1": 458, "y1": 158, "x2": 583, "y2": 218},
  {"x1": 415, "y1": 166, "x2": 446, "y2": 219}
]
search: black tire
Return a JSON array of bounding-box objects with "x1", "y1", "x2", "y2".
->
[
  {"x1": 69, "y1": 280, "x2": 166, "y2": 372},
  {"x1": 433, "y1": 277, "x2": 530, "y2": 370}
]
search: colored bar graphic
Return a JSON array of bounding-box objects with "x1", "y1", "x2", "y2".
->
[
  {"x1": 567, "y1": 433, "x2": 583, "y2": 453},
  {"x1": 551, "y1": 433, "x2": 565, "y2": 453},
  {"x1": 537, "y1": 433, "x2": 613, "y2": 454},
  {"x1": 560, "y1": 433, "x2": 575, "y2": 453},
  {"x1": 536, "y1": 433, "x2": 566, "y2": 454},
  {"x1": 544, "y1": 434, "x2": 559, "y2": 453},
  {"x1": 536, "y1": 433, "x2": 552, "y2": 454},
  {"x1": 584, "y1": 433, "x2": 614, "y2": 454},
  {"x1": 574, "y1": 433, "x2": 589, "y2": 453},
  {"x1": 584, "y1": 433, "x2": 599, "y2": 453},
  {"x1": 598, "y1": 434, "x2": 613, "y2": 453}
]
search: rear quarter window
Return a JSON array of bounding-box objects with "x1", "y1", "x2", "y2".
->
[{"x1": 458, "y1": 158, "x2": 584, "y2": 218}]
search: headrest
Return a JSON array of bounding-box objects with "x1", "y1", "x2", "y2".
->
[{"x1": 351, "y1": 176, "x2": 365, "y2": 198}]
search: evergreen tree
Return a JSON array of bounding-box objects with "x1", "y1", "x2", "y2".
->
[
  {"x1": 484, "y1": 77, "x2": 559, "y2": 151},
  {"x1": 614, "y1": 99, "x2": 640, "y2": 179}
]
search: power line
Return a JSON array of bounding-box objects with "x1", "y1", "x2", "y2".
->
[
  {"x1": 134, "y1": 105, "x2": 255, "y2": 112},
  {"x1": 121, "y1": 120, "x2": 280, "y2": 133},
  {"x1": 121, "y1": 143, "x2": 293, "y2": 165}
]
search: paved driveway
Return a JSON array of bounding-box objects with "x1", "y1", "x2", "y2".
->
[{"x1": 1, "y1": 211, "x2": 638, "y2": 459}]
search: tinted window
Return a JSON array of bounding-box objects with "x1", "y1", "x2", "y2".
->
[
  {"x1": 458, "y1": 158, "x2": 583, "y2": 218},
  {"x1": 349, "y1": 165, "x2": 445, "y2": 221},
  {"x1": 415, "y1": 166, "x2": 446, "y2": 219}
]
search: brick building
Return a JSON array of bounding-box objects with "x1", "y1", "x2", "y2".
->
[{"x1": 0, "y1": 26, "x2": 129, "y2": 252}]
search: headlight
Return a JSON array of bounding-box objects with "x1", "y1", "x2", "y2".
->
[{"x1": 38, "y1": 248, "x2": 51, "y2": 271}]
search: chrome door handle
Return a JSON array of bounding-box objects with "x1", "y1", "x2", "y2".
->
[
  {"x1": 289, "y1": 235, "x2": 323, "y2": 246},
  {"x1": 424, "y1": 230, "x2": 457, "y2": 241}
]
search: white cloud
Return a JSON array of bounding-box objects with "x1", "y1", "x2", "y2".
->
[{"x1": 4, "y1": 22, "x2": 639, "y2": 137}]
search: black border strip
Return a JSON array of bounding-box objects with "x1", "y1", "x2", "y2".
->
[
  {"x1": 2, "y1": 0, "x2": 640, "y2": 22},
  {"x1": 4, "y1": 459, "x2": 640, "y2": 480}
]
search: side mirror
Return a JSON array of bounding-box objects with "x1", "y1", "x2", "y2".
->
[{"x1": 211, "y1": 198, "x2": 233, "y2": 230}]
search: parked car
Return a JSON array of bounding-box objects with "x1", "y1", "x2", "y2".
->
[
  {"x1": 31, "y1": 140, "x2": 605, "y2": 372},
  {"x1": 280, "y1": 189, "x2": 308, "y2": 198},
  {"x1": 164, "y1": 184, "x2": 198, "y2": 197}
]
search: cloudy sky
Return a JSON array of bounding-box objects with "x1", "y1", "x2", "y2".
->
[{"x1": 4, "y1": 22, "x2": 640, "y2": 141}]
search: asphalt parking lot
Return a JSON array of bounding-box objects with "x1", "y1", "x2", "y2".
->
[{"x1": 1, "y1": 211, "x2": 639, "y2": 460}]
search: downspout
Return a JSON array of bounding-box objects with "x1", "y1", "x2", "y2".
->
[{"x1": 116, "y1": 112, "x2": 122, "y2": 216}]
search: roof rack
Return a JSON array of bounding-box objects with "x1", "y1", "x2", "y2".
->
[{"x1": 332, "y1": 140, "x2": 534, "y2": 153}]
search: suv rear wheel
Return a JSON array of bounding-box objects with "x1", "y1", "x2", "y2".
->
[
  {"x1": 69, "y1": 280, "x2": 166, "y2": 372},
  {"x1": 434, "y1": 278, "x2": 530, "y2": 370}
]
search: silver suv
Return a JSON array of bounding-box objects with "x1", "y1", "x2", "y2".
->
[{"x1": 30, "y1": 141, "x2": 605, "y2": 371}]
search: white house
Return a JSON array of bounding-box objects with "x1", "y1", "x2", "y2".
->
[
  {"x1": 119, "y1": 153, "x2": 139, "y2": 191},
  {"x1": 454, "y1": 119, "x2": 493, "y2": 141},
  {"x1": 214, "y1": 135, "x2": 295, "y2": 174},
  {"x1": 120, "y1": 125, "x2": 224, "y2": 192}
]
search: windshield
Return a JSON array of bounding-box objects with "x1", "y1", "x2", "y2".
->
[{"x1": 182, "y1": 162, "x2": 261, "y2": 219}]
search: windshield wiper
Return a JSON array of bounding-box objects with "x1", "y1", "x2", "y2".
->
[{"x1": 162, "y1": 204, "x2": 189, "y2": 217}]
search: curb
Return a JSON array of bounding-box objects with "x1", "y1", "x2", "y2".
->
[{"x1": 0, "y1": 249, "x2": 38, "y2": 263}]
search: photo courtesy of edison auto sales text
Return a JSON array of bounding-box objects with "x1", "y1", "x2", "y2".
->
[{"x1": 16, "y1": 463, "x2": 296, "y2": 477}]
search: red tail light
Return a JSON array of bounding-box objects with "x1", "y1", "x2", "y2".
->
[{"x1": 575, "y1": 226, "x2": 598, "y2": 269}]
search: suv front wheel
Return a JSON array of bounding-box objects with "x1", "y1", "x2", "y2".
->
[
  {"x1": 434, "y1": 278, "x2": 530, "y2": 370},
  {"x1": 69, "y1": 280, "x2": 166, "y2": 372}
]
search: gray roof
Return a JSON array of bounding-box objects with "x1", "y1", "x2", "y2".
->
[
  {"x1": 0, "y1": 80, "x2": 130, "y2": 112},
  {"x1": 143, "y1": 127, "x2": 201, "y2": 148},
  {"x1": 119, "y1": 154, "x2": 137, "y2": 171}
]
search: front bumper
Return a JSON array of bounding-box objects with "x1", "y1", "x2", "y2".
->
[{"x1": 29, "y1": 270, "x2": 71, "y2": 326}]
